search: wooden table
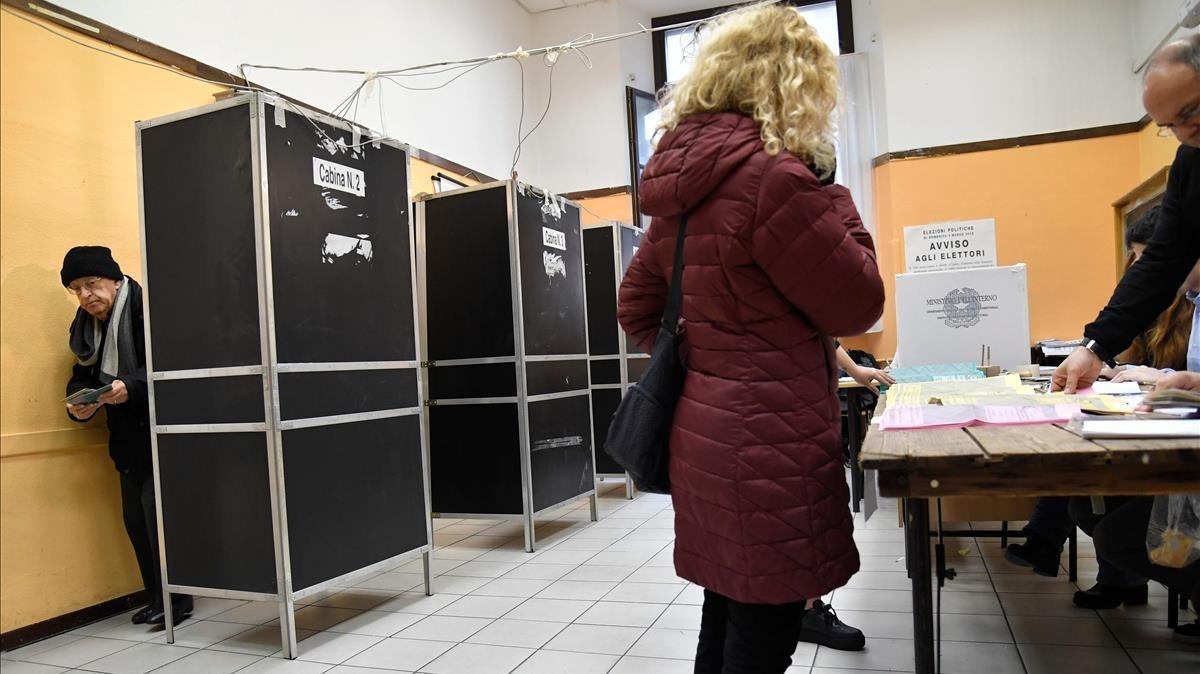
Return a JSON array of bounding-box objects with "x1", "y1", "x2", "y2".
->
[{"x1": 859, "y1": 407, "x2": 1200, "y2": 674}]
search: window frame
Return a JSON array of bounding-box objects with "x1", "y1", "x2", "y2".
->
[
  {"x1": 625, "y1": 85, "x2": 659, "y2": 230},
  {"x1": 651, "y1": 0, "x2": 855, "y2": 92}
]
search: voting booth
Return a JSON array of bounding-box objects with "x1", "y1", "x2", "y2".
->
[
  {"x1": 583, "y1": 222, "x2": 647, "y2": 499},
  {"x1": 416, "y1": 181, "x2": 598, "y2": 552},
  {"x1": 137, "y1": 93, "x2": 432, "y2": 658},
  {"x1": 895, "y1": 264, "x2": 1031, "y2": 370}
]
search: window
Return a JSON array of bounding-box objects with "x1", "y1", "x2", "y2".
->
[
  {"x1": 652, "y1": 0, "x2": 854, "y2": 92},
  {"x1": 432, "y1": 172, "x2": 468, "y2": 193},
  {"x1": 626, "y1": 86, "x2": 660, "y2": 230}
]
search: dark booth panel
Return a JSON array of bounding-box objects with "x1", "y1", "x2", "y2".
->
[
  {"x1": 282, "y1": 416, "x2": 428, "y2": 591},
  {"x1": 423, "y1": 187, "x2": 516, "y2": 361},
  {"x1": 589, "y1": 360, "x2": 621, "y2": 386},
  {"x1": 158, "y1": 433, "x2": 278, "y2": 594},
  {"x1": 265, "y1": 104, "x2": 416, "y2": 364},
  {"x1": 583, "y1": 227, "x2": 619, "y2": 356},
  {"x1": 428, "y1": 363, "x2": 517, "y2": 400},
  {"x1": 526, "y1": 360, "x2": 589, "y2": 396},
  {"x1": 627, "y1": 356, "x2": 650, "y2": 383},
  {"x1": 516, "y1": 192, "x2": 588, "y2": 357},
  {"x1": 429, "y1": 404, "x2": 524, "y2": 515},
  {"x1": 278, "y1": 369, "x2": 418, "y2": 421},
  {"x1": 590, "y1": 388, "x2": 625, "y2": 475},
  {"x1": 619, "y1": 226, "x2": 646, "y2": 356},
  {"x1": 528, "y1": 394, "x2": 594, "y2": 512},
  {"x1": 153, "y1": 376, "x2": 265, "y2": 426},
  {"x1": 140, "y1": 104, "x2": 262, "y2": 371}
]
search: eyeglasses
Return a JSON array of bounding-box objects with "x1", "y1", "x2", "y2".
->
[
  {"x1": 67, "y1": 277, "x2": 105, "y2": 296},
  {"x1": 1156, "y1": 105, "x2": 1200, "y2": 137}
]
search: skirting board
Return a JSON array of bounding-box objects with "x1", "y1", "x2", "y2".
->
[{"x1": 0, "y1": 590, "x2": 147, "y2": 652}]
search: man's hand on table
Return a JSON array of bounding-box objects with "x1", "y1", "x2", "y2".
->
[{"x1": 1051, "y1": 347, "x2": 1103, "y2": 394}]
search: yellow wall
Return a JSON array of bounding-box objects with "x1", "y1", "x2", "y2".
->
[
  {"x1": 577, "y1": 192, "x2": 633, "y2": 226},
  {"x1": 0, "y1": 9, "x2": 225, "y2": 632},
  {"x1": 842, "y1": 134, "x2": 1149, "y2": 358},
  {"x1": 0, "y1": 10, "x2": 498, "y2": 634}
]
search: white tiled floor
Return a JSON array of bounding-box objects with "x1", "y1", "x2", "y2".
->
[{"x1": 5, "y1": 483, "x2": 1199, "y2": 673}]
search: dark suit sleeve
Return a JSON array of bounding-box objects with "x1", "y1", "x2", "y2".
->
[{"x1": 1083, "y1": 146, "x2": 1200, "y2": 355}]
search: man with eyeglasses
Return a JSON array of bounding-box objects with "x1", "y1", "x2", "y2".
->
[
  {"x1": 1054, "y1": 34, "x2": 1199, "y2": 393},
  {"x1": 61, "y1": 246, "x2": 192, "y2": 628},
  {"x1": 1051, "y1": 35, "x2": 1200, "y2": 643}
]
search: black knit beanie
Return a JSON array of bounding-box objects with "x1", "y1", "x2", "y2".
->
[{"x1": 61, "y1": 246, "x2": 123, "y2": 287}]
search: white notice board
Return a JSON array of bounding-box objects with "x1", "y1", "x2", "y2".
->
[{"x1": 904, "y1": 219, "x2": 997, "y2": 273}]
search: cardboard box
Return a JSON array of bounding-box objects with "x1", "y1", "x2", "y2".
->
[
  {"x1": 895, "y1": 264, "x2": 1031, "y2": 369},
  {"x1": 895, "y1": 496, "x2": 1038, "y2": 527}
]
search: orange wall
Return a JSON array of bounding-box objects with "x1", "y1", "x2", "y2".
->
[
  {"x1": 1138, "y1": 122, "x2": 1182, "y2": 179},
  {"x1": 842, "y1": 133, "x2": 1148, "y2": 359},
  {"x1": 577, "y1": 192, "x2": 633, "y2": 226}
]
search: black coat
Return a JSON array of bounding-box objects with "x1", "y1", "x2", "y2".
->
[
  {"x1": 1086, "y1": 145, "x2": 1200, "y2": 354},
  {"x1": 67, "y1": 278, "x2": 151, "y2": 474}
]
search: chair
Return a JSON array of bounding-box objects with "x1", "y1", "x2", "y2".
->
[{"x1": 1168, "y1": 589, "x2": 1191, "y2": 628}]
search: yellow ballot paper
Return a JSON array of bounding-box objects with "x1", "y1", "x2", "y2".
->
[
  {"x1": 886, "y1": 375, "x2": 1138, "y2": 414},
  {"x1": 886, "y1": 374, "x2": 1032, "y2": 407}
]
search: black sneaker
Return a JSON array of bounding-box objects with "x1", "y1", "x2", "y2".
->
[
  {"x1": 798, "y1": 600, "x2": 865, "y2": 651},
  {"x1": 1072, "y1": 583, "x2": 1148, "y2": 609},
  {"x1": 1175, "y1": 621, "x2": 1200, "y2": 644},
  {"x1": 130, "y1": 605, "x2": 155, "y2": 624},
  {"x1": 1003, "y1": 535, "x2": 1063, "y2": 577}
]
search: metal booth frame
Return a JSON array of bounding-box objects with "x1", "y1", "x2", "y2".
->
[
  {"x1": 414, "y1": 180, "x2": 600, "y2": 553},
  {"x1": 582, "y1": 220, "x2": 648, "y2": 500},
  {"x1": 136, "y1": 92, "x2": 434, "y2": 659}
]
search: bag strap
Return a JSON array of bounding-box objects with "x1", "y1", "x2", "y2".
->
[{"x1": 661, "y1": 214, "x2": 688, "y2": 332}]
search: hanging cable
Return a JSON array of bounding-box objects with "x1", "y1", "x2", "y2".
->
[{"x1": 7, "y1": 0, "x2": 782, "y2": 184}]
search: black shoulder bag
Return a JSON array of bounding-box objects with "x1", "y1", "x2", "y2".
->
[{"x1": 603, "y1": 215, "x2": 688, "y2": 494}]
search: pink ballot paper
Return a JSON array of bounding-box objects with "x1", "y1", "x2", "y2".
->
[{"x1": 881, "y1": 404, "x2": 1081, "y2": 430}]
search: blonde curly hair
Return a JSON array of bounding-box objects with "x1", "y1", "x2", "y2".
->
[{"x1": 657, "y1": 1, "x2": 839, "y2": 176}]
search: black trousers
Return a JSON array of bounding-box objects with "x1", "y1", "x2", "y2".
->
[
  {"x1": 118, "y1": 469, "x2": 164, "y2": 608},
  {"x1": 1071, "y1": 496, "x2": 1200, "y2": 602},
  {"x1": 1024, "y1": 496, "x2": 1074, "y2": 543},
  {"x1": 695, "y1": 589, "x2": 807, "y2": 674}
]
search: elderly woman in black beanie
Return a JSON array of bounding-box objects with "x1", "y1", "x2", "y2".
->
[{"x1": 61, "y1": 245, "x2": 192, "y2": 628}]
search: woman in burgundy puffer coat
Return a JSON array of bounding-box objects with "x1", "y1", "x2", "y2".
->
[{"x1": 617, "y1": 4, "x2": 885, "y2": 673}]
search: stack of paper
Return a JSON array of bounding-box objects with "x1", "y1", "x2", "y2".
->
[
  {"x1": 1078, "y1": 418, "x2": 1200, "y2": 439},
  {"x1": 1140, "y1": 389, "x2": 1200, "y2": 418},
  {"x1": 885, "y1": 375, "x2": 1141, "y2": 414},
  {"x1": 1038, "y1": 339, "x2": 1084, "y2": 358},
  {"x1": 886, "y1": 374, "x2": 1032, "y2": 407},
  {"x1": 880, "y1": 404, "x2": 1081, "y2": 430}
]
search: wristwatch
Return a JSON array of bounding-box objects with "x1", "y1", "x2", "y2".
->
[{"x1": 1083, "y1": 339, "x2": 1117, "y2": 368}]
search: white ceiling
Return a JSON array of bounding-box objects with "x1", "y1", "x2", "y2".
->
[
  {"x1": 621, "y1": 0, "x2": 734, "y2": 16},
  {"x1": 514, "y1": 0, "x2": 732, "y2": 17},
  {"x1": 513, "y1": 0, "x2": 599, "y2": 14}
]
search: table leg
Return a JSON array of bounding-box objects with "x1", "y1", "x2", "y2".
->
[
  {"x1": 847, "y1": 390, "x2": 864, "y2": 513},
  {"x1": 906, "y1": 497, "x2": 935, "y2": 674},
  {"x1": 1068, "y1": 527, "x2": 1078, "y2": 583}
]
